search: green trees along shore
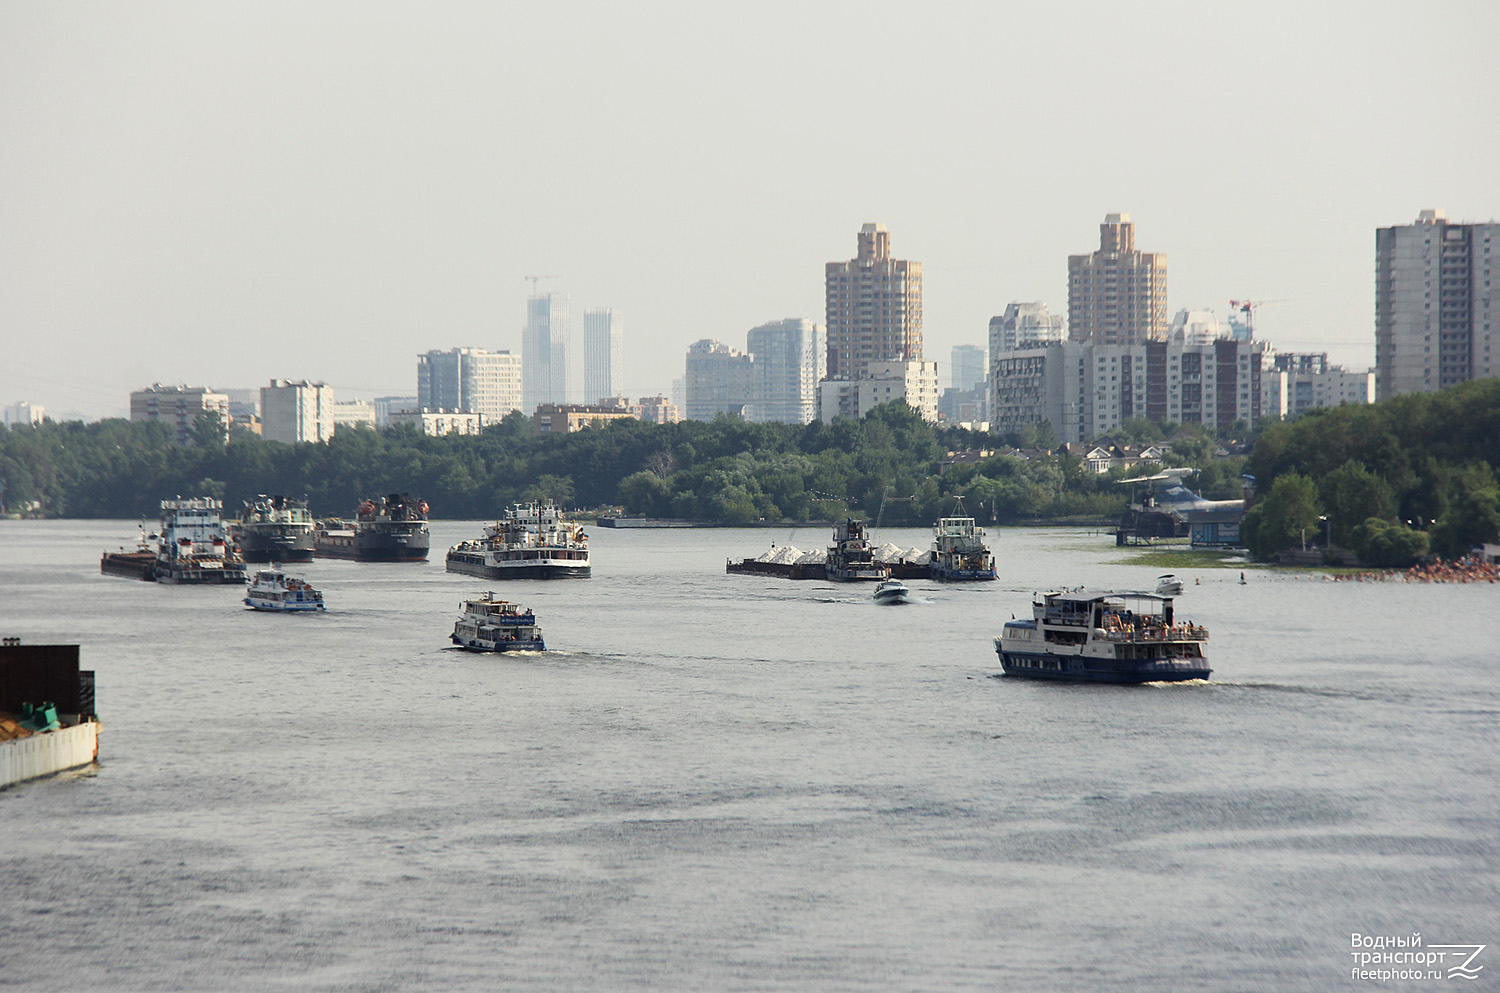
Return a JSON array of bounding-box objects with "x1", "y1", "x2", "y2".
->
[{"x1": 3, "y1": 379, "x2": 1497, "y2": 569}]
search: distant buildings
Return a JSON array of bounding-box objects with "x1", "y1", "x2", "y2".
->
[
  {"x1": 523, "y1": 292, "x2": 570, "y2": 412},
  {"x1": 129, "y1": 384, "x2": 229, "y2": 444},
  {"x1": 331, "y1": 398, "x2": 376, "y2": 432},
  {"x1": 1375, "y1": 209, "x2": 1498, "y2": 399},
  {"x1": 260, "y1": 379, "x2": 333, "y2": 444},
  {"x1": 388, "y1": 408, "x2": 483, "y2": 436},
  {"x1": 820, "y1": 223, "x2": 934, "y2": 422},
  {"x1": 1068, "y1": 213, "x2": 1168, "y2": 345},
  {"x1": 950, "y1": 345, "x2": 986, "y2": 392},
  {"x1": 583, "y1": 309, "x2": 624, "y2": 405},
  {"x1": 2, "y1": 401, "x2": 45, "y2": 427},
  {"x1": 417, "y1": 347, "x2": 522, "y2": 422},
  {"x1": 532, "y1": 403, "x2": 637, "y2": 435},
  {"x1": 374, "y1": 396, "x2": 419, "y2": 427},
  {"x1": 683, "y1": 339, "x2": 754, "y2": 421},
  {"x1": 1264, "y1": 353, "x2": 1374, "y2": 419},
  {"x1": 940, "y1": 344, "x2": 988, "y2": 423},
  {"x1": 990, "y1": 302, "x2": 1067, "y2": 354},
  {"x1": 745, "y1": 318, "x2": 821, "y2": 424}
]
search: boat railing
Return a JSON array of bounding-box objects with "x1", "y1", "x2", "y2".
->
[{"x1": 1098, "y1": 623, "x2": 1208, "y2": 643}]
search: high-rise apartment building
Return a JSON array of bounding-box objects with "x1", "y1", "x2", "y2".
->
[
  {"x1": 1068, "y1": 213, "x2": 1168, "y2": 346},
  {"x1": 1375, "y1": 209, "x2": 1498, "y2": 400},
  {"x1": 683, "y1": 339, "x2": 755, "y2": 421},
  {"x1": 990, "y1": 302, "x2": 1067, "y2": 354},
  {"x1": 417, "y1": 348, "x2": 522, "y2": 422},
  {"x1": 583, "y1": 308, "x2": 624, "y2": 405},
  {"x1": 3, "y1": 401, "x2": 45, "y2": 427},
  {"x1": 260, "y1": 379, "x2": 334, "y2": 444},
  {"x1": 825, "y1": 223, "x2": 923, "y2": 379},
  {"x1": 523, "y1": 292, "x2": 570, "y2": 412},
  {"x1": 745, "y1": 318, "x2": 821, "y2": 424},
  {"x1": 950, "y1": 344, "x2": 987, "y2": 391},
  {"x1": 991, "y1": 338, "x2": 1267, "y2": 442},
  {"x1": 129, "y1": 384, "x2": 230, "y2": 444},
  {"x1": 818, "y1": 360, "x2": 941, "y2": 424}
]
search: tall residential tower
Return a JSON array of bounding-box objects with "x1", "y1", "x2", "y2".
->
[
  {"x1": 825, "y1": 223, "x2": 923, "y2": 379},
  {"x1": 583, "y1": 308, "x2": 624, "y2": 405},
  {"x1": 1375, "y1": 209, "x2": 1498, "y2": 399},
  {"x1": 523, "y1": 292, "x2": 569, "y2": 412},
  {"x1": 1067, "y1": 213, "x2": 1168, "y2": 346}
]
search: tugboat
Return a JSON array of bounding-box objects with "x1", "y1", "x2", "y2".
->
[
  {"x1": 446, "y1": 502, "x2": 591, "y2": 579},
  {"x1": 316, "y1": 493, "x2": 430, "y2": 561},
  {"x1": 995, "y1": 589, "x2": 1210, "y2": 683},
  {"x1": 450, "y1": 593, "x2": 546, "y2": 652},
  {"x1": 872, "y1": 579, "x2": 912, "y2": 605},
  {"x1": 231, "y1": 495, "x2": 317, "y2": 563},
  {"x1": 825, "y1": 519, "x2": 888, "y2": 582},
  {"x1": 152, "y1": 497, "x2": 248, "y2": 584},
  {"x1": 929, "y1": 499, "x2": 997, "y2": 581},
  {"x1": 243, "y1": 568, "x2": 326, "y2": 612}
]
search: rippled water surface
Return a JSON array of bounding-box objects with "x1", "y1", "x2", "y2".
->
[{"x1": 2, "y1": 519, "x2": 1496, "y2": 991}]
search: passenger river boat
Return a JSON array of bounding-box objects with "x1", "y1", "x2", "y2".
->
[
  {"x1": 446, "y1": 502, "x2": 591, "y2": 580},
  {"x1": 243, "y1": 569, "x2": 326, "y2": 612},
  {"x1": 451, "y1": 593, "x2": 546, "y2": 652},
  {"x1": 996, "y1": 590, "x2": 1210, "y2": 683}
]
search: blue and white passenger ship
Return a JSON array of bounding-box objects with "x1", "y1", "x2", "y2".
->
[
  {"x1": 243, "y1": 568, "x2": 326, "y2": 612},
  {"x1": 451, "y1": 593, "x2": 546, "y2": 652},
  {"x1": 996, "y1": 589, "x2": 1210, "y2": 683}
]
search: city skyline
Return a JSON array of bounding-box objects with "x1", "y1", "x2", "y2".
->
[{"x1": 3, "y1": 3, "x2": 1497, "y2": 420}]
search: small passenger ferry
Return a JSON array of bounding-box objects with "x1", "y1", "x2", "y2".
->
[
  {"x1": 243, "y1": 569, "x2": 326, "y2": 612},
  {"x1": 447, "y1": 502, "x2": 591, "y2": 580},
  {"x1": 451, "y1": 593, "x2": 546, "y2": 652},
  {"x1": 996, "y1": 589, "x2": 1210, "y2": 683}
]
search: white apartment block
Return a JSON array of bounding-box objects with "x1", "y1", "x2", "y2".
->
[
  {"x1": 745, "y1": 318, "x2": 822, "y2": 425},
  {"x1": 331, "y1": 399, "x2": 377, "y2": 432},
  {"x1": 1375, "y1": 209, "x2": 1498, "y2": 399},
  {"x1": 260, "y1": 379, "x2": 334, "y2": 445},
  {"x1": 3, "y1": 401, "x2": 45, "y2": 427},
  {"x1": 388, "y1": 408, "x2": 483, "y2": 436},
  {"x1": 417, "y1": 348, "x2": 522, "y2": 422},
  {"x1": 989, "y1": 301, "x2": 1066, "y2": 354},
  {"x1": 684, "y1": 339, "x2": 754, "y2": 421},
  {"x1": 991, "y1": 339, "x2": 1270, "y2": 443},
  {"x1": 1263, "y1": 353, "x2": 1374, "y2": 420},
  {"x1": 818, "y1": 360, "x2": 940, "y2": 424},
  {"x1": 129, "y1": 384, "x2": 230, "y2": 444}
]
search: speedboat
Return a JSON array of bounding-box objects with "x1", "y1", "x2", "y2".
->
[
  {"x1": 243, "y1": 568, "x2": 326, "y2": 612},
  {"x1": 872, "y1": 579, "x2": 912, "y2": 605},
  {"x1": 1155, "y1": 574, "x2": 1185, "y2": 595}
]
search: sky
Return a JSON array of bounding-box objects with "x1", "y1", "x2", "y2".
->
[{"x1": 3, "y1": 0, "x2": 1498, "y2": 420}]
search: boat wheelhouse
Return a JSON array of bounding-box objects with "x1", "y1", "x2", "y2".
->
[
  {"x1": 243, "y1": 569, "x2": 326, "y2": 612},
  {"x1": 446, "y1": 502, "x2": 591, "y2": 580},
  {"x1": 825, "y1": 519, "x2": 888, "y2": 582},
  {"x1": 451, "y1": 594, "x2": 546, "y2": 652},
  {"x1": 929, "y1": 501, "x2": 997, "y2": 581},
  {"x1": 996, "y1": 590, "x2": 1210, "y2": 683}
]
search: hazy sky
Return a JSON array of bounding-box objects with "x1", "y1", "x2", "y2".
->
[{"x1": 3, "y1": 1, "x2": 1497, "y2": 420}]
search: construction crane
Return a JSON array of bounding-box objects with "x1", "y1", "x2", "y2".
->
[
  {"x1": 1227, "y1": 298, "x2": 1292, "y2": 338},
  {"x1": 525, "y1": 274, "x2": 560, "y2": 296}
]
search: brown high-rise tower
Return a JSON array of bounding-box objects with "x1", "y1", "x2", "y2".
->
[
  {"x1": 1067, "y1": 213, "x2": 1168, "y2": 345},
  {"x1": 824, "y1": 223, "x2": 923, "y2": 379}
]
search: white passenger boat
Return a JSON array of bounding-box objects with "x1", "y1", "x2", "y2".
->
[
  {"x1": 1155, "y1": 574, "x2": 1185, "y2": 595},
  {"x1": 996, "y1": 590, "x2": 1210, "y2": 683},
  {"x1": 243, "y1": 568, "x2": 326, "y2": 612},
  {"x1": 872, "y1": 579, "x2": 912, "y2": 605},
  {"x1": 451, "y1": 593, "x2": 546, "y2": 652},
  {"x1": 446, "y1": 502, "x2": 591, "y2": 580}
]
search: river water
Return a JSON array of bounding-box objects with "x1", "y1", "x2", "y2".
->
[{"x1": 1, "y1": 519, "x2": 1496, "y2": 991}]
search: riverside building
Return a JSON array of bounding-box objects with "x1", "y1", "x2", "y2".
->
[
  {"x1": 417, "y1": 347, "x2": 522, "y2": 422},
  {"x1": 1375, "y1": 209, "x2": 1498, "y2": 399},
  {"x1": 129, "y1": 384, "x2": 230, "y2": 444}
]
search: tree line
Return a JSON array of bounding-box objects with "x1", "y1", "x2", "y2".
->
[
  {"x1": 1241, "y1": 378, "x2": 1500, "y2": 564},
  {"x1": 0, "y1": 403, "x2": 1237, "y2": 526}
]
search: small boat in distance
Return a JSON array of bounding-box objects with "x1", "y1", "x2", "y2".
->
[
  {"x1": 451, "y1": 593, "x2": 546, "y2": 652},
  {"x1": 996, "y1": 589, "x2": 1210, "y2": 683},
  {"x1": 1155, "y1": 574, "x2": 1185, "y2": 596},
  {"x1": 243, "y1": 568, "x2": 326, "y2": 612},
  {"x1": 872, "y1": 579, "x2": 912, "y2": 605}
]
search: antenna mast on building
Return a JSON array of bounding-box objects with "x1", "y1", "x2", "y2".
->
[{"x1": 525, "y1": 275, "x2": 560, "y2": 297}]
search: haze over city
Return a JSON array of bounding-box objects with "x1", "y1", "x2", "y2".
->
[{"x1": 3, "y1": 1, "x2": 1497, "y2": 421}]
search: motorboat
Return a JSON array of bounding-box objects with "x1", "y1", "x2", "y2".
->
[
  {"x1": 1155, "y1": 574, "x2": 1185, "y2": 595},
  {"x1": 872, "y1": 579, "x2": 912, "y2": 605}
]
